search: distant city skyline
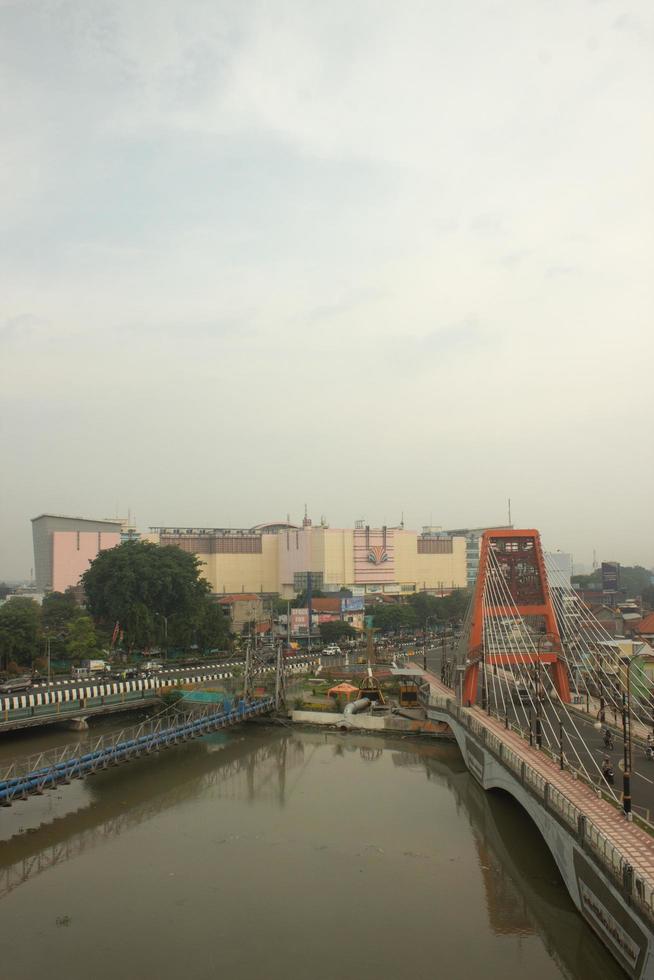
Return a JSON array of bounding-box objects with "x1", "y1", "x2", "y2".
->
[
  {"x1": 1, "y1": 505, "x2": 651, "y2": 584},
  {"x1": 1, "y1": 3, "x2": 652, "y2": 581}
]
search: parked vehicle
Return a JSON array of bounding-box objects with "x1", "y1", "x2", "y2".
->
[
  {"x1": 71, "y1": 659, "x2": 112, "y2": 680},
  {"x1": 140, "y1": 661, "x2": 163, "y2": 673},
  {"x1": 322, "y1": 645, "x2": 342, "y2": 657},
  {"x1": 0, "y1": 675, "x2": 33, "y2": 695}
]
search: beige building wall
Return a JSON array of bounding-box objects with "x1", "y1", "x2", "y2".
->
[
  {"x1": 198, "y1": 536, "x2": 280, "y2": 594},
  {"x1": 321, "y1": 529, "x2": 355, "y2": 586},
  {"x1": 394, "y1": 532, "x2": 467, "y2": 590}
]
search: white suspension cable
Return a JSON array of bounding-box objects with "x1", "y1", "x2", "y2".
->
[{"x1": 487, "y1": 546, "x2": 615, "y2": 792}]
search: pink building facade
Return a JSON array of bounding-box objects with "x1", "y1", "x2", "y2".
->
[{"x1": 51, "y1": 530, "x2": 121, "y2": 593}]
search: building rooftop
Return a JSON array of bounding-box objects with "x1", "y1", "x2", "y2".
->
[
  {"x1": 32, "y1": 514, "x2": 122, "y2": 527},
  {"x1": 217, "y1": 594, "x2": 260, "y2": 603}
]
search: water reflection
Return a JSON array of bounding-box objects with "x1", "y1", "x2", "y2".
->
[{"x1": 0, "y1": 729, "x2": 621, "y2": 979}]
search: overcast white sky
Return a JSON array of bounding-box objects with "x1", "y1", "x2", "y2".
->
[{"x1": 1, "y1": 0, "x2": 653, "y2": 580}]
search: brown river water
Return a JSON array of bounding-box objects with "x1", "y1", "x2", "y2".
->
[{"x1": 0, "y1": 717, "x2": 624, "y2": 980}]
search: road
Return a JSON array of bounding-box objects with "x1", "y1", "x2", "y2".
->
[{"x1": 406, "y1": 642, "x2": 654, "y2": 823}]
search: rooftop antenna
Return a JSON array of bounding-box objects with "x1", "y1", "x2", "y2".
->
[{"x1": 508, "y1": 498, "x2": 512, "y2": 526}]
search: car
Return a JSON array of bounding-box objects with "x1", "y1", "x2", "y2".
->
[
  {"x1": 140, "y1": 661, "x2": 163, "y2": 673},
  {"x1": 0, "y1": 675, "x2": 33, "y2": 695},
  {"x1": 322, "y1": 645, "x2": 342, "y2": 657}
]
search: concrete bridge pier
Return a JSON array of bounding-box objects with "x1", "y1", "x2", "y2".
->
[{"x1": 65, "y1": 717, "x2": 89, "y2": 731}]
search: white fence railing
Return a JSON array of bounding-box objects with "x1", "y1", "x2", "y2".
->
[{"x1": 416, "y1": 680, "x2": 654, "y2": 925}]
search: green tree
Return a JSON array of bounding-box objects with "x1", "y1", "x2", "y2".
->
[
  {"x1": 0, "y1": 598, "x2": 42, "y2": 670},
  {"x1": 195, "y1": 601, "x2": 232, "y2": 653},
  {"x1": 82, "y1": 541, "x2": 211, "y2": 651},
  {"x1": 65, "y1": 615, "x2": 99, "y2": 662},
  {"x1": 571, "y1": 566, "x2": 652, "y2": 600},
  {"x1": 319, "y1": 621, "x2": 357, "y2": 644},
  {"x1": 367, "y1": 604, "x2": 417, "y2": 633},
  {"x1": 407, "y1": 592, "x2": 442, "y2": 628},
  {"x1": 41, "y1": 590, "x2": 81, "y2": 661},
  {"x1": 41, "y1": 590, "x2": 79, "y2": 632}
]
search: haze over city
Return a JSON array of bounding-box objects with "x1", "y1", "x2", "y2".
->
[{"x1": 1, "y1": 1, "x2": 652, "y2": 580}]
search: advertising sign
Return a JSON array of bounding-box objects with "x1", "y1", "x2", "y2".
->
[
  {"x1": 290, "y1": 609, "x2": 309, "y2": 633},
  {"x1": 341, "y1": 596, "x2": 364, "y2": 613},
  {"x1": 601, "y1": 562, "x2": 620, "y2": 592},
  {"x1": 366, "y1": 584, "x2": 383, "y2": 594}
]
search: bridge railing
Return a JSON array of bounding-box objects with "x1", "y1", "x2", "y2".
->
[
  {"x1": 417, "y1": 682, "x2": 654, "y2": 926},
  {"x1": 0, "y1": 697, "x2": 274, "y2": 806}
]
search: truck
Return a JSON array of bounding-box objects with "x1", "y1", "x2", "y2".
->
[{"x1": 71, "y1": 659, "x2": 112, "y2": 680}]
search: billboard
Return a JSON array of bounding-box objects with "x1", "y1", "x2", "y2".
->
[
  {"x1": 290, "y1": 609, "x2": 309, "y2": 633},
  {"x1": 601, "y1": 562, "x2": 620, "y2": 592},
  {"x1": 341, "y1": 596, "x2": 364, "y2": 613}
]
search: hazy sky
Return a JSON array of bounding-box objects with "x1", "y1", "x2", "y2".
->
[{"x1": 1, "y1": 0, "x2": 653, "y2": 580}]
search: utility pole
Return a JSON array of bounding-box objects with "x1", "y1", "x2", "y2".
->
[
  {"x1": 243, "y1": 640, "x2": 254, "y2": 704},
  {"x1": 275, "y1": 641, "x2": 286, "y2": 711},
  {"x1": 559, "y1": 716, "x2": 564, "y2": 770},
  {"x1": 535, "y1": 657, "x2": 542, "y2": 749},
  {"x1": 307, "y1": 572, "x2": 313, "y2": 655},
  {"x1": 623, "y1": 685, "x2": 632, "y2": 818}
]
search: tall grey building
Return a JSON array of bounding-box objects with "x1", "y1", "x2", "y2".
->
[{"x1": 31, "y1": 514, "x2": 122, "y2": 593}]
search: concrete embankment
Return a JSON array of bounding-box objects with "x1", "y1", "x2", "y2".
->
[{"x1": 291, "y1": 709, "x2": 452, "y2": 737}]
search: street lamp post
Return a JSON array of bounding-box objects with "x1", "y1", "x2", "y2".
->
[
  {"x1": 535, "y1": 656, "x2": 542, "y2": 749},
  {"x1": 155, "y1": 613, "x2": 169, "y2": 661},
  {"x1": 622, "y1": 658, "x2": 633, "y2": 818},
  {"x1": 559, "y1": 716, "x2": 564, "y2": 770}
]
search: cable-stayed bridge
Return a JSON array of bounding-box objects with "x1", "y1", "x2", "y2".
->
[{"x1": 397, "y1": 528, "x2": 654, "y2": 979}]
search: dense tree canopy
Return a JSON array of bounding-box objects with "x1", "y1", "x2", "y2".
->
[
  {"x1": 82, "y1": 541, "x2": 213, "y2": 651},
  {"x1": 319, "y1": 621, "x2": 357, "y2": 643},
  {"x1": 571, "y1": 566, "x2": 652, "y2": 599},
  {"x1": 407, "y1": 589, "x2": 470, "y2": 627},
  {"x1": 367, "y1": 604, "x2": 417, "y2": 633},
  {"x1": 41, "y1": 590, "x2": 79, "y2": 633},
  {"x1": 65, "y1": 614, "x2": 100, "y2": 661},
  {"x1": 0, "y1": 598, "x2": 42, "y2": 669}
]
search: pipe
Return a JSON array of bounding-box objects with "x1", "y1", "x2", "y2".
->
[{"x1": 344, "y1": 698, "x2": 371, "y2": 716}]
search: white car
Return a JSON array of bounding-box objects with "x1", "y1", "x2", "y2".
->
[{"x1": 322, "y1": 645, "x2": 342, "y2": 657}]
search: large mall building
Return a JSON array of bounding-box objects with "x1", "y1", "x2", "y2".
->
[{"x1": 152, "y1": 517, "x2": 468, "y2": 598}]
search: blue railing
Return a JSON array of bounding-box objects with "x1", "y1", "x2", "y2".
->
[{"x1": 0, "y1": 697, "x2": 274, "y2": 805}]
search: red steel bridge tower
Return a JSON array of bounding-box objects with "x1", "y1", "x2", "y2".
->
[{"x1": 461, "y1": 529, "x2": 571, "y2": 706}]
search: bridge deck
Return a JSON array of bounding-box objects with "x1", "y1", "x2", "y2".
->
[{"x1": 419, "y1": 667, "x2": 654, "y2": 892}]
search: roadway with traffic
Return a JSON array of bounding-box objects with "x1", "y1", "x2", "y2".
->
[{"x1": 420, "y1": 641, "x2": 654, "y2": 824}]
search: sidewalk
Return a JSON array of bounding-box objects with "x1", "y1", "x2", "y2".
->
[{"x1": 419, "y1": 666, "x2": 654, "y2": 885}]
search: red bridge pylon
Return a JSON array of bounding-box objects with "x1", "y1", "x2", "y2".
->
[{"x1": 461, "y1": 529, "x2": 571, "y2": 707}]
